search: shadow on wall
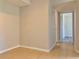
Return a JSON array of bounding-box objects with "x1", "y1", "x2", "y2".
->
[
  {"x1": 0, "y1": 0, "x2": 19, "y2": 16},
  {"x1": 0, "y1": 0, "x2": 19, "y2": 51}
]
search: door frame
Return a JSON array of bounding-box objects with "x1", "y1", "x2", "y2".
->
[{"x1": 55, "y1": 9, "x2": 78, "y2": 52}]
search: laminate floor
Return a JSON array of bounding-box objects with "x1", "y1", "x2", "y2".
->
[{"x1": 0, "y1": 43, "x2": 79, "y2": 59}]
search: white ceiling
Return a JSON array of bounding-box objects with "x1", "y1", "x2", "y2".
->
[
  {"x1": 7, "y1": 0, "x2": 31, "y2": 7},
  {"x1": 7, "y1": 0, "x2": 75, "y2": 7},
  {"x1": 52, "y1": 0, "x2": 75, "y2": 6}
]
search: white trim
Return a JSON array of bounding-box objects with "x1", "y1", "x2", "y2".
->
[
  {"x1": 49, "y1": 44, "x2": 56, "y2": 52},
  {"x1": 0, "y1": 45, "x2": 20, "y2": 54},
  {"x1": 20, "y1": 43, "x2": 56, "y2": 52},
  {"x1": 55, "y1": 9, "x2": 59, "y2": 43},
  {"x1": 20, "y1": 45, "x2": 50, "y2": 52},
  {"x1": 48, "y1": 41, "x2": 57, "y2": 52},
  {"x1": 0, "y1": 44, "x2": 56, "y2": 54},
  {"x1": 74, "y1": 9, "x2": 79, "y2": 53},
  {"x1": 74, "y1": 44, "x2": 79, "y2": 53}
]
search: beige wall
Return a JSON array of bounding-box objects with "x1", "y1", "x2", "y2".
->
[
  {"x1": 55, "y1": 1, "x2": 76, "y2": 12},
  {"x1": 0, "y1": 0, "x2": 78, "y2": 52},
  {"x1": 20, "y1": 0, "x2": 50, "y2": 49},
  {"x1": 75, "y1": 2, "x2": 79, "y2": 51},
  {"x1": 20, "y1": 0, "x2": 75, "y2": 50},
  {"x1": 0, "y1": 0, "x2": 20, "y2": 51}
]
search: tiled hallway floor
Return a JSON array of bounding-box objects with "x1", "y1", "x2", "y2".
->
[{"x1": 0, "y1": 43, "x2": 79, "y2": 59}]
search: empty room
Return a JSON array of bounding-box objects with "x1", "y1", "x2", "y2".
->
[{"x1": 0, "y1": 0, "x2": 79, "y2": 59}]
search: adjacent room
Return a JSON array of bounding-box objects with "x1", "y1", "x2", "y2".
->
[
  {"x1": 59, "y1": 12, "x2": 73, "y2": 43},
  {"x1": 0, "y1": 0, "x2": 79, "y2": 59}
]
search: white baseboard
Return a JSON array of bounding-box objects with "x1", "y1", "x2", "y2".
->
[
  {"x1": 74, "y1": 45, "x2": 79, "y2": 53},
  {"x1": 0, "y1": 45, "x2": 20, "y2": 54},
  {"x1": 75, "y1": 48, "x2": 79, "y2": 53},
  {"x1": 20, "y1": 45, "x2": 50, "y2": 52},
  {"x1": 0, "y1": 45, "x2": 56, "y2": 54},
  {"x1": 49, "y1": 42, "x2": 56, "y2": 52}
]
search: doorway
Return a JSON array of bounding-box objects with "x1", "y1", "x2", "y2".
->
[
  {"x1": 56, "y1": 11, "x2": 75, "y2": 52},
  {"x1": 59, "y1": 12, "x2": 74, "y2": 44},
  {"x1": 55, "y1": 12, "x2": 75, "y2": 56}
]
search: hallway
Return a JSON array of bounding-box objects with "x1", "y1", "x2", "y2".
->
[
  {"x1": 55, "y1": 43, "x2": 75, "y2": 57},
  {"x1": 0, "y1": 43, "x2": 79, "y2": 59},
  {"x1": 60, "y1": 37, "x2": 73, "y2": 43}
]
